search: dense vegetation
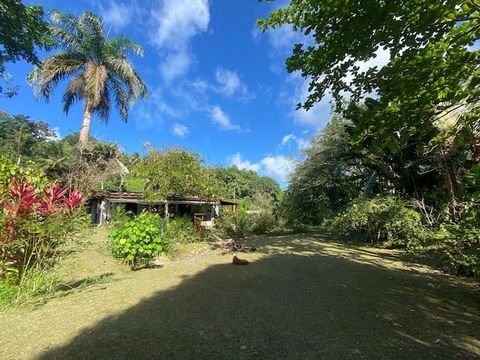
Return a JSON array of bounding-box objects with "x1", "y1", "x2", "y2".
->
[
  {"x1": 261, "y1": 0, "x2": 480, "y2": 276},
  {"x1": 1, "y1": 0, "x2": 479, "y2": 311}
]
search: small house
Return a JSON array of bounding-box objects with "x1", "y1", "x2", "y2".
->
[{"x1": 89, "y1": 191, "x2": 237, "y2": 227}]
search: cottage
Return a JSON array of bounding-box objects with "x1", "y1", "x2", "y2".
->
[{"x1": 89, "y1": 191, "x2": 237, "y2": 227}]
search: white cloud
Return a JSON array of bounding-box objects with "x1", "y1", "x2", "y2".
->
[
  {"x1": 287, "y1": 74, "x2": 332, "y2": 128},
  {"x1": 215, "y1": 68, "x2": 241, "y2": 96},
  {"x1": 213, "y1": 67, "x2": 255, "y2": 100},
  {"x1": 210, "y1": 106, "x2": 240, "y2": 131},
  {"x1": 100, "y1": 1, "x2": 138, "y2": 29},
  {"x1": 281, "y1": 134, "x2": 295, "y2": 146},
  {"x1": 228, "y1": 153, "x2": 261, "y2": 172},
  {"x1": 171, "y1": 123, "x2": 189, "y2": 137},
  {"x1": 266, "y1": 25, "x2": 304, "y2": 53},
  {"x1": 260, "y1": 155, "x2": 295, "y2": 183},
  {"x1": 281, "y1": 133, "x2": 309, "y2": 150},
  {"x1": 150, "y1": 0, "x2": 210, "y2": 81},
  {"x1": 133, "y1": 86, "x2": 179, "y2": 129},
  {"x1": 228, "y1": 153, "x2": 296, "y2": 185}
]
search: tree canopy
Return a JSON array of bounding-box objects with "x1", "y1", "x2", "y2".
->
[
  {"x1": 133, "y1": 148, "x2": 220, "y2": 201},
  {"x1": 0, "y1": 0, "x2": 52, "y2": 97},
  {"x1": 259, "y1": 0, "x2": 480, "y2": 118}
]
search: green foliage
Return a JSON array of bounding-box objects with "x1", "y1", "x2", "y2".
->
[
  {"x1": 135, "y1": 148, "x2": 220, "y2": 201},
  {"x1": 165, "y1": 217, "x2": 199, "y2": 244},
  {"x1": 0, "y1": 155, "x2": 47, "y2": 190},
  {"x1": 216, "y1": 210, "x2": 253, "y2": 239},
  {"x1": 28, "y1": 10, "x2": 147, "y2": 148},
  {"x1": 258, "y1": 0, "x2": 480, "y2": 119},
  {"x1": 251, "y1": 211, "x2": 277, "y2": 234},
  {"x1": 213, "y1": 166, "x2": 282, "y2": 203},
  {"x1": 284, "y1": 116, "x2": 362, "y2": 225},
  {"x1": 0, "y1": 0, "x2": 52, "y2": 97},
  {"x1": 0, "y1": 207, "x2": 88, "y2": 282},
  {"x1": 330, "y1": 196, "x2": 424, "y2": 248},
  {"x1": 109, "y1": 205, "x2": 133, "y2": 227},
  {"x1": 0, "y1": 112, "x2": 56, "y2": 160},
  {"x1": 0, "y1": 268, "x2": 57, "y2": 309},
  {"x1": 109, "y1": 212, "x2": 169, "y2": 269}
]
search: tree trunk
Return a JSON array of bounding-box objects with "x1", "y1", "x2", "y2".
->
[{"x1": 78, "y1": 102, "x2": 92, "y2": 151}]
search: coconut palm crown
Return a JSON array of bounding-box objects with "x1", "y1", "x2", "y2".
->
[{"x1": 28, "y1": 11, "x2": 147, "y2": 150}]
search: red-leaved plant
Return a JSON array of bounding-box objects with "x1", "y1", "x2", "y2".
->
[
  {"x1": 0, "y1": 179, "x2": 84, "y2": 281},
  {"x1": 1, "y1": 179, "x2": 83, "y2": 240}
]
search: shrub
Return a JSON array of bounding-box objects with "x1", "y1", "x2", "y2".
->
[
  {"x1": 216, "y1": 210, "x2": 253, "y2": 238},
  {"x1": 109, "y1": 212, "x2": 169, "y2": 269},
  {"x1": 165, "y1": 216, "x2": 199, "y2": 243},
  {"x1": 251, "y1": 211, "x2": 277, "y2": 234},
  {"x1": 109, "y1": 204, "x2": 133, "y2": 227},
  {"x1": 0, "y1": 179, "x2": 85, "y2": 282},
  {"x1": 330, "y1": 196, "x2": 425, "y2": 247},
  {"x1": 440, "y1": 204, "x2": 480, "y2": 277}
]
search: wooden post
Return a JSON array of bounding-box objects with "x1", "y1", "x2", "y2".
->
[{"x1": 165, "y1": 202, "x2": 169, "y2": 219}]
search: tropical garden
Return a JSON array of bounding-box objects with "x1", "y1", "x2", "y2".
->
[{"x1": 0, "y1": 1, "x2": 479, "y2": 359}]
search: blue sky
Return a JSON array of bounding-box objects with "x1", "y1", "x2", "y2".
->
[{"x1": 1, "y1": 0, "x2": 335, "y2": 187}]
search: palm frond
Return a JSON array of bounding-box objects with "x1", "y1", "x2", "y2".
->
[
  {"x1": 109, "y1": 77, "x2": 130, "y2": 121},
  {"x1": 31, "y1": 10, "x2": 147, "y2": 133},
  {"x1": 93, "y1": 82, "x2": 111, "y2": 123},
  {"x1": 104, "y1": 56, "x2": 147, "y2": 100},
  {"x1": 107, "y1": 37, "x2": 144, "y2": 57},
  {"x1": 84, "y1": 62, "x2": 108, "y2": 107},
  {"x1": 28, "y1": 52, "x2": 85, "y2": 100},
  {"x1": 50, "y1": 11, "x2": 83, "y2": 52},
  {"x1": 77, "y1": 11, "x2": 105, "y2": 61},
  {"x1": 62, "y1": 74, "x2": 86, "y2": 114}
]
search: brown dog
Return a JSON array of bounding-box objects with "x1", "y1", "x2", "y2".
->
[{"x1": 232, "y1": 255, "x2": 249, "y2": 265}]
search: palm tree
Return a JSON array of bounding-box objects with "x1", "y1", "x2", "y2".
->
[{"x1": 28, "y1": 11, "x2": 147, "y2": 150}]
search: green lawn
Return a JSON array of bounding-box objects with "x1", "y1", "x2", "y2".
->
[{"x1": 1, "y1": 230, "x2": 479, "y2": 359}]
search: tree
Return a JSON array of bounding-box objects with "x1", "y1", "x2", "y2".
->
[
  {"x1": 285, "y1": 115, "x2": 364, "y2": 224},
  {"x1": 0, "y1": 0, "x2": 52, "y2": 97},
  {"x1": 212, "y1": 166, "x2": 282, "y2": 204},
  {"x1": 258, "y1": 1, "x2": 480, "y2": 117},
  {"x1": 28, "y1": 11, "x2": 147, "y2": 150},
  {"x1": 134, "y1": 148, "x2": 220, "y2": 204},
  {"x1": 0, "y1": 111, "x2": 55, "y2": 162}
]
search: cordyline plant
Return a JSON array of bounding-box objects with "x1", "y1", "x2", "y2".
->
[{"x1": 0, "y1": 178, "x2": 83, "y2": 282}]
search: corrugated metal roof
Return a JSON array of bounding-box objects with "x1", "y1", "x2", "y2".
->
[{"x1": 92, "y1": 191, "x2": 237, "y2": 205}]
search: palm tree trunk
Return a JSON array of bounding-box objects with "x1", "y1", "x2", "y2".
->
[{"x1": 78, "y1": 102, "x2": 92, "y2": 151}]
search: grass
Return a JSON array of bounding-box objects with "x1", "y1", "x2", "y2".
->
[{"x1": 0, "y1": 230, "x2": 479, "y2": 359}]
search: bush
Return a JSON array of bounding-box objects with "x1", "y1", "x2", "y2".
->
[
  {"x1": 329, "y1": 196, "x2": 425, "y2": 247},
  {"x1": 216, "y1": 210, "x2": 253, "y2": 238},
  {"x1": 109, "y1": 212, "x2": 169, "y2": 269},
  {"x1": 109, "y1": 204, "x2": 133, "y2": 227},
  {"x1": 0, "y1": 179, "x2": 86, "y2": 282},
  {"x1": 440, "y1": 207, "x2": 480, "y2": 277},
  {"x1": 251, "y1": 211, "x2": 277, "y2": 234},
  {"x1": 165, "y1": 216, "x2": 200, "y2": 244}
]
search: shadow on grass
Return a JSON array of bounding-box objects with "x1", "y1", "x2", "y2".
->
[
  {"x1": 38, "y1": 235, "x2": 480, "y2": 360},
  {"x1": 56, "y1": 273, "x2": 115, "y2": 292}
]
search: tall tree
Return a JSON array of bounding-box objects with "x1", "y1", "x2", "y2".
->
[{"x1": 28, "y1": 11, "x2": 147, "y2": 150}]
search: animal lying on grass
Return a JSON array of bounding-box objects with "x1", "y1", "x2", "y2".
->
[{"x1": 232, "y1": 255, "x2": 249, "y2": 265}]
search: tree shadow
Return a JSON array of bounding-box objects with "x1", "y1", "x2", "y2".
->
[{"x1": 38, "y1": 237, "x2": 480, "y2": 360}]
